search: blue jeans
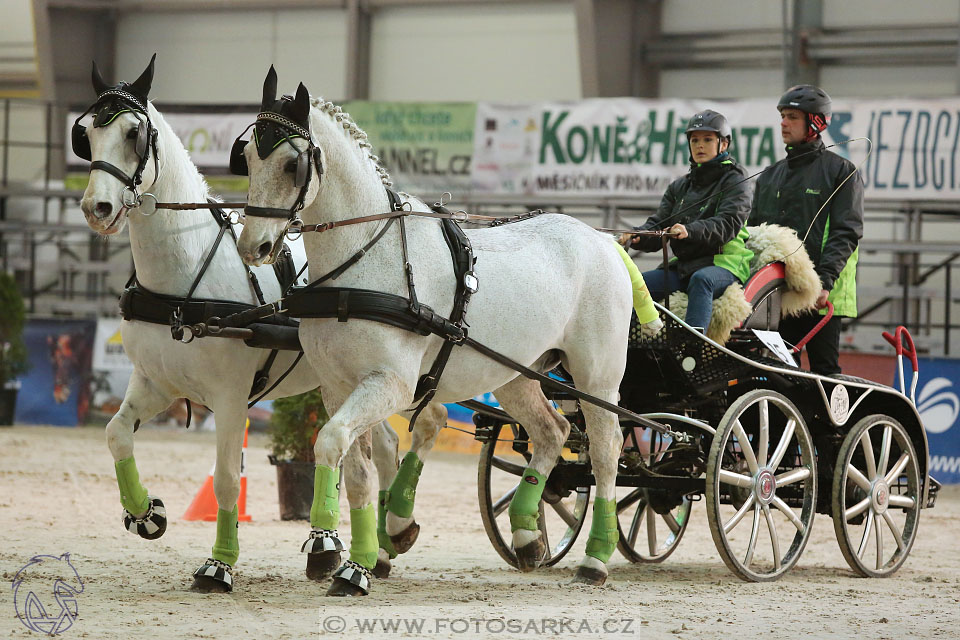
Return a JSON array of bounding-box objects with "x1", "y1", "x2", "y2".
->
[{"x1": 641, "y1": 265, "x2": 738, "y2": 330}]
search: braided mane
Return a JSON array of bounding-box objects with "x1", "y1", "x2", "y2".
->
[{"x1": 312, "y1": 97, "x2": 392, "y2": 188}]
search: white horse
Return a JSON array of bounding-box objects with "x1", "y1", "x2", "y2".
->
[
  {"x1": 76, "y1": 57, "x2": 409, "y2": 592},
  {"x1": 234, "y1": 68, "x2": 632, "y2": 594}
]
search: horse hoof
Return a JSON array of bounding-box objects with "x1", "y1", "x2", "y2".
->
[
  {"x1": 191, "y1": 558, "x2": 233, "y2": 593},
  {"x1": 388, "y1": 522, "x2": 420, "y2": 554},
  {"x1": 372, "y1": 556, "x2": 391, "y2": 579},
  {"x1": 306, "y1": 551, "x2": 341, "y2": 581},
  {"x1": 122, "y1": 496, "x2": 167, "y2": 540},
  {"x1": 326, "y1": 561, "x2": 372, "y2": 596},
  {"x1": 571, "y1": 565, "x2": 607, "y2": 586},
  {"x1": 515, "y1": 538, "x2": 546, "y2": 573}
]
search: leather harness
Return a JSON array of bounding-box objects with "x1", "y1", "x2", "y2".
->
[{"x1": 120, "y1": 203, "x2": 303, "y2": 408}]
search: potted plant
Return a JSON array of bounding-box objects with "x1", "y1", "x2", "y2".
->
[
  {"x1": 268, "y1": 388, "x2": 328, "y2": 520},
  {"x1": 0, "y1": 272, "x2": 28, "y2": 426}
]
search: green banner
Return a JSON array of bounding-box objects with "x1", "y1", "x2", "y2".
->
[{"x1": 342, "y1": 101, "x2": 475, "y2": 196}]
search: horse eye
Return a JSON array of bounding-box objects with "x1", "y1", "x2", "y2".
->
[{"x1": 126, "y1": 128, "x2": 138, "y2": 139}]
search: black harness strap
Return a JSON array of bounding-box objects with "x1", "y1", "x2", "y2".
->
[{"x1": 407, "y1": 204, "x2": 476, "y2": 430}]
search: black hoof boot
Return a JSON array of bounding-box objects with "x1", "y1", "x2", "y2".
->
[
  {"x1": 306, "y1": 551, "x2": 341, "y2": 581},
  {"x1": 515, "y1": 537, "x2": 546, "y2": 573},
  {"x1": 326, "y1": 561, "x2": 372, "y2": 597},
  {"x1": 122, "y1": 496, "x2": 167, "y2": 540},
  {"x1": 191, "y1": 559, "x2": 234, "y2": 593},
  {"x1": 388, "y1": 522, "x2": 420, "y2": 555},
  {"x1": 571, "y1": 564, "x2": 607, "y2": 586},
  {"x1": 301, "y1": 530, "x2": 344, "y2": 581}
]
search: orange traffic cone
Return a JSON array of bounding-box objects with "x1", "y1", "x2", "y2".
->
[{"x1": 182, "y1": 421, "x2": 252, "y2": 522}]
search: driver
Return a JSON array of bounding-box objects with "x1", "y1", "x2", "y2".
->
[{"x1": 621, "y1": 109, "x2": 754, "y2": 333}]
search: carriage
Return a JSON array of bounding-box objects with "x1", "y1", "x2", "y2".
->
[{"x1": 470, "y1": 264, "x2": 941, "y2": 582}]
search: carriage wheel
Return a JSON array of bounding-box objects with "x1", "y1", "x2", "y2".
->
[
  {"x1": 706, "y1": 389, "x2": 817, "y2": 582},
  {"x1": 616, "y1": 426, "x2": 693, "y2": 563},
  {"x1": 832, "y1": 415, "x2": 922, "y2": 577},
  {"x1": 478, "y1": 422, "x2": 590, "y2": 568}
]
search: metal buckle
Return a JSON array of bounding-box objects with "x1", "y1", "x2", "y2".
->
[
  {"x1": 285, "y1": 218, "x2": 304, "y2": 240},
  {"x1": 463, "y1": 271, "x2": 479, "y2": 294},
  {"x1": 138, "y1": 192, "x2": 158, "y2": 216},
  {"x1": 227, "y1": 209, "x2": 242, "y2": 225},
  {"x1": 121, "y1": 186, "x2": 141, "y2": 209}
]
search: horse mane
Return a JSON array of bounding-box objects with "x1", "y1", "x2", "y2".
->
[
  {"x1": 310, "y1": 97, "x2": 393, "y2": 189},
  {"x1": 146, "y1": 102, "x2": 212, "y2": 202}
]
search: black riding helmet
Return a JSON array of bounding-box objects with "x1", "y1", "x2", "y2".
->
[
  {"x1": 778, "y1": 84, "x2": 832, "y2": 138},
  {"x1": 685, "y1": 109, "x2": 731, "y2": 160}
]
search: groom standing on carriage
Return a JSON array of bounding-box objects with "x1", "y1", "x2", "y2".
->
[{"x1": 749, "y1": 85, "x2": 864, "y2": 375}]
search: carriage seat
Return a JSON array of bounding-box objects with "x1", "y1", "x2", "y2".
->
[
  {"x1": 664, "y1": 224, "x2": 822, "y2": 344},
  {"x1": 740, "y1": 261, "x2": 786, "y2": 331}
]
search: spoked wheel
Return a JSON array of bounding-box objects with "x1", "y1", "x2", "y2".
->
[
  {"x1": 832, "y1": 414, "x2": 922, "y2": 577},
  {"x1": 706, "y1": 389, "x2": 817, "y2": 582},
  {"x1": 478, "y1": 422, "x2": 590, "y2": 568},
  {"x1": 616, "y1": 426, "x2": 693, "y2": 563}
]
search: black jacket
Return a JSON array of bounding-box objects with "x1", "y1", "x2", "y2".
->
[
  {"x1": 631, "y1": 154, "x2": 752, "y2": 279},
  {"x1": 748, "y1": 139, "x2": 864, "y2": 291}
]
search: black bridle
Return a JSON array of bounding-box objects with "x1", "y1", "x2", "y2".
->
[
  {"x1": 230, "y1": 111, "x2": 324, "y2": 221},
  {"x1": 72, "y1": 88, "x2": 160, "y2": 207}
]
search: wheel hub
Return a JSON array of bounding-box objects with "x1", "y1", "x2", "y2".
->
[
  {"x1": 871, "y1": 480, "x2": 890, "y2": 515},
  {"x1": 755, "y1": 468, "x2": 777, "y2": 505}
]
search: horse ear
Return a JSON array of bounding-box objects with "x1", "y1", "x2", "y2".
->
[
  {"x1": 91, "y1": 60, "x2": 109, "y2": 94},
  {"x1": 129, "y1": 53, "x2": 156, "y2": 99},
  {"x1": 262, "y1": 65, "x2": 278, "y2": 110},
  {"x1": 289, "y1": 82, "x2": 310, "y2": 125}
]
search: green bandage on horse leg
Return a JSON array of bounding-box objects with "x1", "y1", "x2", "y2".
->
[
  {"x1": 310, "y1": 465, "x2": 340, "y2": 530},
  {"x1": 508, "y1": 468, "x2": 547, "y2": 532},
  {"x1": 377, "y1": 490, "x2": 398, "y2": 559},
  {"x1": 211, "y1": 505, "x2": 240, "y2": 566},
  {"x1": 385, "y1": 452, "x2": 423, "y2": 519},
  {"x1": 348, "y1": 503, "x2": 378, "y2": 569},
  {"x1": 115, "y1": 456, "x2": 150, "y2": 515},
  {"x1": 585, "y1": 497, "x2": 619, "y2": 563}
]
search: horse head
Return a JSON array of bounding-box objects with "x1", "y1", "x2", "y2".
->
[
  {"x1": 77, "y1": 54, "x2": 161, "y2": 235},
  {"x1": 234, "y1": 66, "x2": 326, "y2": 265}
]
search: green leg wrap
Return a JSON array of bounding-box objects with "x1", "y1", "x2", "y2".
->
[
  {"x1": 115, "y1": 456, "x2": 150, "y2": 515},
  {"x1": 613, "y1": 241, "x2": 659, "y2": 325},
  {"x1": 211, "y1": 505, "x2": 240, "y2": 566},
  {"x1": 310, "y1": 465, "x2": 340, "y2": 530},
  {"x1": 585, "y1": 497, "x2": 618, "y2": 563},
  {"x1": 348, "y1": 503, "x2": 378, "y2": 569},
  {"x1": 384, "y1": 452, "x2": 423, "y2": 519},
  {"x1": 377, "y1": 490, "x2": 398, "y2": 559},
  {"x1": 508, "y1": 468, "x2": 547, "y2": 532}
]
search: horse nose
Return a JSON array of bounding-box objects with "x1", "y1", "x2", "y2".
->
[
  {"x1": 256, "y1": 241, "x2": 273, "y2": 261},
  {"x1": 95, "y1": 201, "x2": 113, "y2": 218}
]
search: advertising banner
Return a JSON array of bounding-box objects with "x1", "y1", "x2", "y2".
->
[
  {"x1": 342, "y1": 101, "x2": 476, "y2": 195},
  {"x1": 15, "y1": 319, "x2": 96, "y2": 426},
  {"x1": 916, "y1": 357, "x2": 960, "y2": 484},
  {"x1": 473, "y1": 97, "x2": 960, "y2": 200}
]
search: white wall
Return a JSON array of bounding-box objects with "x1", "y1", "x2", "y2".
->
[
  {"x1": 823, "y1": 0, "x2": 960, "y2": 27},
  {"x1": 116, "y1": 9, "x2": 348, "y2": 103},
  {"x1": 662, "y1": 0, "x2": 783, "y2": 33},
  {"x1": 369, "y1": 3, "x2": 580, "y2": 101},
  {"x1": 660, "y1": 68, "x2": 783, "y2": 99}
]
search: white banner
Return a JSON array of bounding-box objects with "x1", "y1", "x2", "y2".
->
[
  {"x1": 472, "y1": 98, "x2": 960, "y2": 201},
  {"x1": 92, "y1": 318, "x2": 133, "y2": 372}
]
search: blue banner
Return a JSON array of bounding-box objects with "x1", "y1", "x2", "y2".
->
[
  {"x1": 15, "y1": 319, "x2": 96, "y2": 426},
  {"x1": 916, "y1": 357, "x2": 960, "y2": 484}
]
